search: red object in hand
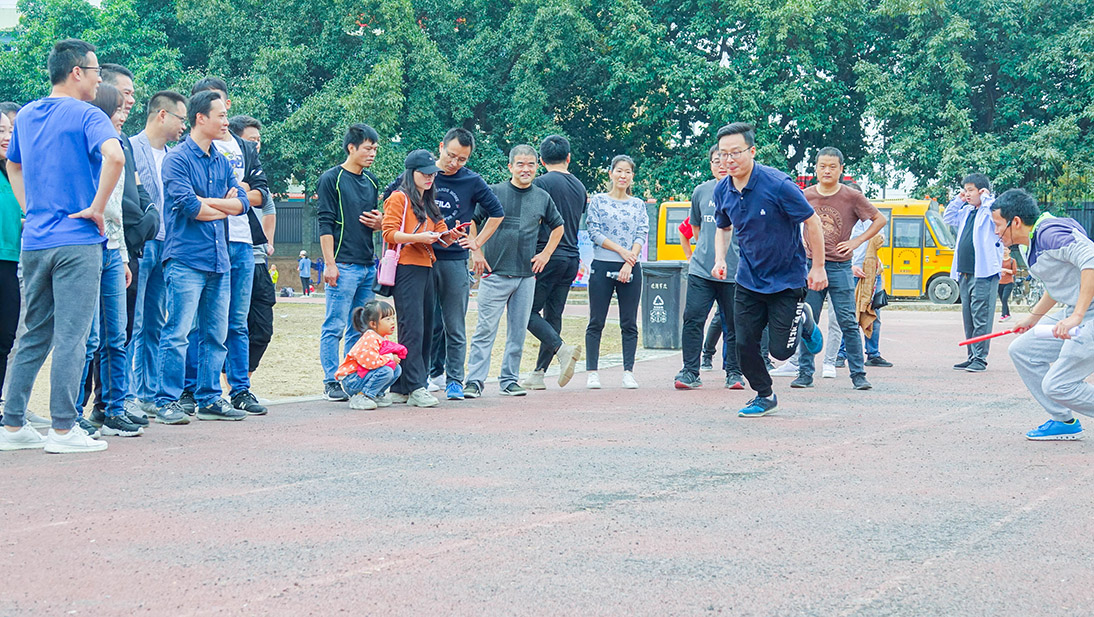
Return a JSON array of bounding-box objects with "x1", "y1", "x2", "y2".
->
[
  {"x1": 958, "y1": 328, "x2": 1017, "y2": 346},
  {"x1": 378, "y1": 340, "x2": 408, "y2": 359}
]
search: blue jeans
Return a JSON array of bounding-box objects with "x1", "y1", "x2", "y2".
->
[
  {"x1": 838, "y1": 274, "x2": 883, "y2": 360},
  {"x1": 800, "y1": 260, "x2": 866, "y2": 379},
  {"x1": 320, "y1": 262, "x2": 376, "y2": 382},
  {"x1": 340, "y1": 364, "x2": 401, "y2": 399},
  {"x1": 81, "y1": 248, "x2": 129, "y2": 417},
  {"x1": 224, "y1": 242, "x2": 255, "y2": 394},
  {"x1": 131, "y1": 238, "x2": 166, "y2": 402},
  {"x1": 157, "y1": 260, "x2": 230, "y2": 407}
]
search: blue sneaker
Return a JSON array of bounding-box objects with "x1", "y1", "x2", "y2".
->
[
  {"x1": 1026, "y1": 418, "x2": 1083, "y2": 441},
  {"x1": 738, "y1": 394, "x2": 778, "y2": 417},
  {"x1": 446, "y1": 381, "x2": 465, "y2": 400},
  {"x1": 800, "y1": 303, "x2": 824, "y2": 355}
]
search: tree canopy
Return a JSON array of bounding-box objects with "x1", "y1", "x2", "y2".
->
[{"x1": 0, "y1": 0, "x2": 1090, "y2": 202}]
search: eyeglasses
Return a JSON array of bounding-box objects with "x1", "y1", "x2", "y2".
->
[
  {"x1": 716, "y1": 148, "x2": 753, "y2": 162},
  {"x1": 165, "y1": 110, "x2": 187, "y2": 123},
  {"x1": 78, "y1": 66, "x2": 103, "y2": 74}
]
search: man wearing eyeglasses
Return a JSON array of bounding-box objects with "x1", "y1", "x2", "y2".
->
[
  {"x1": 710, "y1": 122, "x2": 828, "y2": 418},
  {"x1": 381, "y1": 128, "x2": 506, "y2": 401},
  {"x1": 0, "y1": 39, "x2": 125, "y2": 454}
]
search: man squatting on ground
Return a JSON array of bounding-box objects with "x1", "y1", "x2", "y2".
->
[
  {"x1": 994, "y1": 189, "x2": 1094, "y2": 441},
  {"x1": 710, "y1": 122, "x2": 827, "y2": 418}
]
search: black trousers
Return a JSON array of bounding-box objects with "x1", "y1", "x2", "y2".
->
[
  {"x1": 300, "y1": 275, "x2": 311, "y2": 295},
  {"x1": 998, "y1": 282, "x2": 1014, "y2": 317},
  {"x1": 734, "y1": 285, "x2": 806, "y2": 398},
  {"x1": 681, "y1": 275, "x2": 739, "y2": 377},
  {"x1": 585, "y1": 260, "x2": 642, "y2": 371},
  {"x1": 248, "y1": 261, "x2": 276, "y2": 372},
  {"x1": 702, "y1": 313, "x2": 722, "y2": 360},
  {"x1": 0, "y1": 260, "x2": 18, "y2": 399},
  {"x1": 528, "y1": 255, "x2": 580, "y2": 371},
  {"x1": 392, "y1": 264, "x2": 435, "y2": 395}
]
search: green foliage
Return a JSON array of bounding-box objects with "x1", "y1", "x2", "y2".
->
[{"x1": 0, "y1": 0, "x2": 1090, "y2": 203}]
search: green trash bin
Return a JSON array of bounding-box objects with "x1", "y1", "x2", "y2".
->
[{"x1": 641, "y1": 261, "x2": 689, "y2": 349}]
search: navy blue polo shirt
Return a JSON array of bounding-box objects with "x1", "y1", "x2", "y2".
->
[
  {"x1": 161, "y1": 136, "x2": 250, "y2": 274},
  {"x1": 713, "y1": 162, "x2": 815, "y2": 294}
]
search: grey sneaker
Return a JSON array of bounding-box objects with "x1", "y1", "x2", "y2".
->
[
  {"x1": 965, "y1": 360, "x2": 987, "y2": 373},
  {"x1": 23, "y1": 411, "x2": 51, "y2": 430},
  {"x1": 389, "y1": 392, "x2": 410, "y2": 404},
  {"x1": 790, "y1": 375, "x2": 814, "y2": 389},
  {"x1": 196, "y1": 398, "x2": 247, "y2": 421},
  {"x1": 100, "y1": 414, "x2": 144, "y2": 437},
  {"x1": 851, "y1": 374, "x2": 873, "y2": 390},
  {"x1": 156, "y1": 401, "x2": 191, "y2": 425},
  {"x1": 521, "y1": 369, "x2": 547, "y2": 391},
  {"x1": 348, "y1": 393, "x2": 377, "y2": 410},
  {"x1": 556, "y1": 343, "x2": 582, "y2": 387},
  {"x1": 123, "y1": 399, "x2": 150, "y2": 426},
  {"x1": 501, "y1": 382, "x2": 527, "y2": 397},
  {"x1": 375, "y1": 394, "x2": 393, "y2": 408},
  {"x1": 407, "y1": 388, "x2": 439, "y2": 408}
]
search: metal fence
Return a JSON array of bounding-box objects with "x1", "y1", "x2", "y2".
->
[
  {"x1": 272, "y1": 202, "x2": 319, "y2": 245},
  {"x1": 1061, "y1": 202, "x2": 1094, "y2": 237}
]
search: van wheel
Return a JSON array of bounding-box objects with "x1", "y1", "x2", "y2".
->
[{"x1": 928, "y1": 276, "x2": 959, "y2": 304}]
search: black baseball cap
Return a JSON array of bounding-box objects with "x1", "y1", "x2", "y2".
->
[{"x1": 404, "y1": 149, "x2": 442, "y2": 174}]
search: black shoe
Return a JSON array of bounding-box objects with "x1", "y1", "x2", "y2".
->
[
  {"x1": 953, "y1": 360, "x2": 973, "y2": 370},
  {"x1": 851, "y1": 374, "x2": 873, "y2": 390},
  {"x1": 500, "y1": 382, "x2": 527, "y2": 396},
  {"x1": 699, "y1": 358, "x2": 714, "y2": 372},
  {"x1": 126, "y1": 411, "x2": 150, "y2": 427},
  {"x1": 196, "y1": 398, "x2": 247, "y2": 421},
  {"x1": 790, "y1": 375, "x2": 813, "y2": 388},
  {"x1": 464, "y1": 382, "x2": 482, "y2": 399},
  {"x1": 179, "y1": 390, "x2": 197, "y2": 415},
  {"x1": 77, "y1": 417, "x2": 102, "y2": 439},
  {"x1": 232, "y1": 390, "x2": 268, "y2": 415},
  {"x1": 674, "y1": 372, "x2": 702, "y2": 389},
  {"x1": 324, "y1": 381, "x2": 349, "y2": 402},
  {"x1": 725, "y1": 373, "x2": 745, "y2": 390},
  {"x1": 965, "y1": 359, "x2": 987, "y2": 373},
  {"x1": 834, "y1": 357, "x2": 846, "y2": 368},
  {"x1": 88, "y1": 407, "x2": 106, "y2": 428},
  {"x1": 100, "y1": 414, "x2": 144, "y2": 437},
  {"x1": 865, "y1": 355, "x2": 893, "y2": 367}
]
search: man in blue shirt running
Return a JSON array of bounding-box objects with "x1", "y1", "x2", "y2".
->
[{"x1": 711, "y1": 122, "x2": 827, "y2": 418}]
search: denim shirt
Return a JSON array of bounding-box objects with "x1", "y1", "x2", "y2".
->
[
  {"x1": 161, "y1": 136, "x2": 250, "y2": 274},
  {"x1": 943, "y1": 196, "x2": 1003, "y2": 279}
]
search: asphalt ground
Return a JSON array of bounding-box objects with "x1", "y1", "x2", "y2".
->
[{"x1": 2, "y1": 309, "x2": 1092, "y2": 616}]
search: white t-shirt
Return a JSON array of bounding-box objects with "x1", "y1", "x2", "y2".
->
[
  {"x1": 214, "y1": 136, "x2": 252, "y2": 244},
  {"x1": 151, "y1": 145, "x2": 167, "y2": 241}
]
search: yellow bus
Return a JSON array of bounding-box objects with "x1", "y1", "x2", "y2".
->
[{"x1": 654, "y1": 199, "x2": 958, "y2": 303}]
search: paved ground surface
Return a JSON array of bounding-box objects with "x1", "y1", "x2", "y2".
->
[{"x1": 3, "y1": 310, "x2": 1093, "y2": 616}]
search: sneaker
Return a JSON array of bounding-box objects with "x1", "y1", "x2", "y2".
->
[
  {"x1": 138, "y1": 399, "x2": 159, "y2": 416},
  {"x1": 834, "y1": 357, "x2": 846, "y2": 368},
  {"x1": 446, "y1": 382, "x2": 465, "y2": 400},
  {"x1": 1026, "y1": 419, "x2": 1083, "y2": 441},
  {"x1": 851, "y1": 374, "x2": 873, "y2": 390},
  {"x1": 100, "y1": 414, "x2": 144, "y2": 437},
  {"x1": 23, "y1": 411, "x2": 51, "y2": 430},
  {"x1": 556, "y1": 343, "x2": 582, "y2": 387},
  {"x1": 196, "y1": 398, "x2": 247, "y2": 421},
  {"x1": 123, "y1": 399, "x2": 150, "y2": 426},
  {"x1": 738, "y1": 394, "x2": 778, "y2": 417},
  {"x1": 674, "y1": 371, "x2": 702, "y2": 389},
  {"x1": 463, "y1": 382, "x2": 481, "y2": 399},
  {"x1": 88, "y1": 407, "x2": 107, "y2": 428},
  {"x1": 427, "y1": 374, "x2": 444, "y2": 392},
  {"x1": 700, "y1": 357, "x2": 714, "y2": 372},
  {"x1": 769, "y1": 362, "x2": 799, "y2": 377},
  {"x1": 586, "y1": 372, "x2": 601, "y2": 389},
  {"x1": 822, "y1": 363, "x2": 836, "y2": 379},
  {"x1": 324, "y1": 381, "x2": 350, "y2": 402},
  {"x1": 375, "y1": 394, "x2": 393, "y2": 407},
  {"x1": 155, "y1": 401, "x2": 191, "y2": 425},
  {"x1": 622, "y1": 371, "x2": 639, "y2": 389},
  {"x1": 407, "y1": 388, "x2": 439, "y2": 408},
  {"x1": 232, "y1": 390, "x2": 269, "y2": 415},
  {"x1": 865, "y1": 356, "x2": 893, "y2": 368},
  {"x1": 0, "y1": 425, "x2": 46, "y2": 451},
  {"x1": 953, "y1": 359, "x2": 973, "y2": 370},
  {"x1": 725, "y1": 373, "x2": 745, "y2": 390},
  {"x1": 521, "y1": 370, "x2": 547, "y2": 391},
  {"x1": 44, "y1": 427, "x2": 108, "y2": 453},
  {"x1": 390, "y1": 392, "x2": 410, "y2": 404},
  {"x1": 348, "y1": 393, "x2": 377, "y2": 410},
  {"x1": 179, "y1": 390, "x2": 197, "y2": 415},
  {"x1": 78, "y1": 417, "x2": 101, "y2": 439},
  {"x1": 790, "y1": 375, "x2": 813, "y2": 389},
  {"x1": 501, "y1": 382, "x2": 527, "y2": 397},
  {"x1": 999, "y1": 314, "x2": 1011, "y2": 322},
  {"x1": 965, "y1": 359, "x2": 987, "y2": 373},
  {"x1": 800, "y1": 303, "x2": 824, "y2": 354}
]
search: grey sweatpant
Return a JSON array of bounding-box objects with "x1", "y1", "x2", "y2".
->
[
  {"x1": 465, "y1": 274, "x2": 536, "y2": 390},
  {"x1": 959, "y1": 273, "x2": 999, "y2": 363},
  {"x1": 1009, "y1": 310, "x2": 1094, "y2": 422},
  {"x1": 2, "y1": 244, "x2": 102, "y2": 430}
]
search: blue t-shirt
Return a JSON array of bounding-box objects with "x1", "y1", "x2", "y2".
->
[
  {"x1": 7, "y1": 97, "x2": 120, "y2": 251},
  {"x1": 713, "y1": 162, "x2": 815, "y2": 294}
]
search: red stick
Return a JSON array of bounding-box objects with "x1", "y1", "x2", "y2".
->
[{"x1": 959, "y1": 328, "x2": 1017, "y2": 346}]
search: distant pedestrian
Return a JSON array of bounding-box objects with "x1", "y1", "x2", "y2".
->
[
  {"x1": 315, "y1": 257, "x2": 325, "y2": 287},
  {"x1": 298, "y1": 250, "x2": 312, "y2": 296},
  {"x1": 999, "y1": 254, "x2": 1016, "y2": 322}
]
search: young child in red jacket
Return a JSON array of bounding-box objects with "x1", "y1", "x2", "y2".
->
[{"x1": 336, "y1": 300, "x2": 406, "y2": 410}]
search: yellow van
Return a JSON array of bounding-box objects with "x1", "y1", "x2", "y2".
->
[{"x1": 655, "y1": 198, "x2": 958, "y2": 303}]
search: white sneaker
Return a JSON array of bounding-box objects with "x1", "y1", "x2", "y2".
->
[
  {"x1": 586, "y1": 372, "x2": 601, "y2": 389},
  {"x1": 348, "y1": 393, "x2": 377, "y2": 410},
  {"x1": 44, "y1": 427, "x2": 108, "y2": 454},
  {"x1": 822, "y1": 363, "x2": 836, "y2": 379},
  {"x1": 375, "y1": 394, "x2": 393, "y2": 408},
  {"x1": 427, "y1": 374, "x2": 444, "y2": 392},
  {"x1": 0, "y1": 425, "x2": 47, "y2": 451},
  {"x1": 23, "y1": 411, "x2": 51, "y2": 430},
  {"x1": 622, "y1": 371, "x2": 639, "y2": 389},
  {"x1": 521, "y1": 369, "x2": 547, "y2": 391},
  {"x1": 407, "y1": 388, "x2": 439, "y2": 408},
  {"x1": 389, "y1": 392, "x2": 410, "y2": 404},
  {"x1": 769, "y1": 361, "x2": 799, "y2": 377}
]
